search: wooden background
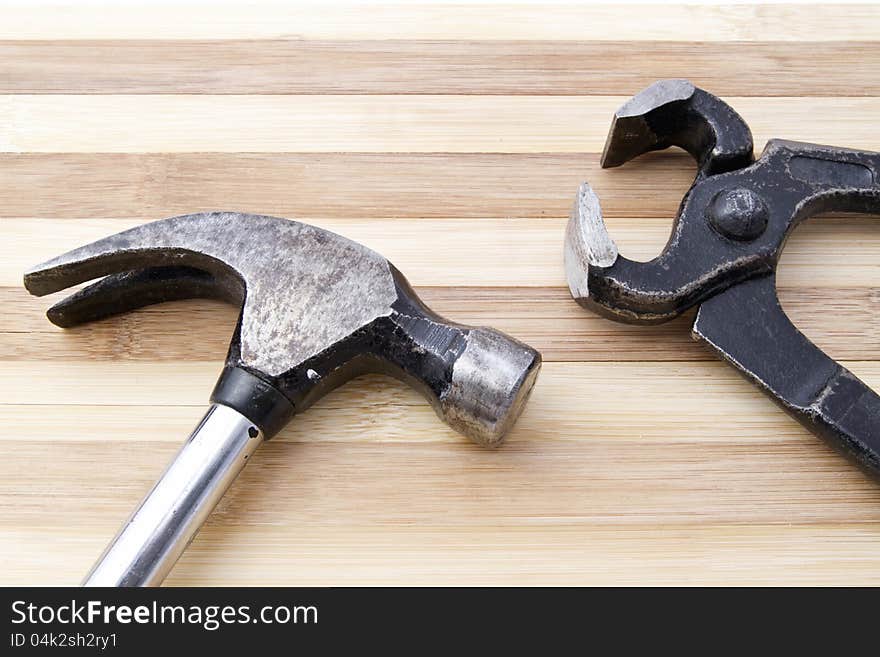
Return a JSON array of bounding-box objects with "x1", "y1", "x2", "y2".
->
[{"x1": 2, "y1": 3, "x2": 880, "y2": 585}]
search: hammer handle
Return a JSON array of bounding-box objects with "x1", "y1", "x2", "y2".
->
[{"x1": 82, "y1": 404, "x2": 263, "y2": 586}]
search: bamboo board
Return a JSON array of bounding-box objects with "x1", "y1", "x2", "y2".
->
[{"x1": 2, "y1": 3, "x2": 880, "y2": 586}]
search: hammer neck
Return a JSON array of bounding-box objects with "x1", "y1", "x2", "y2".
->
[{"x1": 210, "y1": 366, "x2": 297, "y2": 439}]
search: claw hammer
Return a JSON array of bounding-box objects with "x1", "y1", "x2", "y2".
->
[{"x1": 25, "y1": 212, "x2": 541, "y2": 586}]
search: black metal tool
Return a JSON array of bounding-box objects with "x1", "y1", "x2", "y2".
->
[{"x1": 564, "y1": 79, "x2": 880, "y2": 476}]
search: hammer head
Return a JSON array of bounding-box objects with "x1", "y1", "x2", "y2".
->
[{"x1": 25, "y1": 213, "x2": 541, "y2": 443}]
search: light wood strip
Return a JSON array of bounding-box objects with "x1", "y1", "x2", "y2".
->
[
  {"x1": 6, "y1": 524, "x2": 880, "y2": 587},
  {"x1": 4, "y1": 95, "x2": 879, "y2": 153},
  {"x1": 4, "y1": 361, "x2": 880, "y2": 448},
  {"x1": 4, "y1": 285, "x2": 880, "y2": 364},
  {"x1": 3, "y1": 216, "x2": 879, "y2": 288},
  {"x1": 2, "y1": 4, "x2": 876, "y2": 41},
  {"x1": 2, "y1": 435, "x2": 879, "y2": 541},
  {"x1": 1, "y1": 40, "x2": 878, "y2": 96}
]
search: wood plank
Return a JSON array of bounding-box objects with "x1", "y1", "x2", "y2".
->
[
  {"x1": 7, "y1": 356, "x2": 880, "y2": 586},
  {"x1": 0, "y1": 152, "x2": 694, "y2": 219},
  {"x1": 4, "y1": 285, "x2": 880, "y2": 364},
  {"x1": 3, "y1": 216, "x2": 879, "y2": 289},
  {"x1": 4, "y1": 360, "x2": 880, "y2": 447},
  {"x1": 1, "y1": 40, "x2": 878, "y2": 95},
  {"x1": 3, "y1": 437, "x2": 879, "y2": 532},
  {"x1": 3, "y1": 4, "x2": 876, "y2": 41},
  {"x1": 4, "y1": 95, "x2": 879, "y2": 153},
  {"x1": 8, "y1": 153, "x2": 880, "y2": 221},
  {"x1": 7, "y1": 524, "x2": 880, "y2": 586},
  {"x1": 4, "y1": 2, "x2": 880, "y2": 588},
  {"x1": 101, "y1": 523, "x2": 880, "y2": 587}
]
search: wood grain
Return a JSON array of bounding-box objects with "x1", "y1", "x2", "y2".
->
[
  {"x1": 3, "y1": 216, "x2": 879, "y2": 288},
  {"x1": 5, "y1": 362, "x2": 880, "y2": 585},
  {"x1": 2, "y1": 40, "x2": 879, "y2": 96},
  {"x1": 3, "y1": 4, "x2": 877, "y2": 41},
  {"x1": 5, "y1": 360, "x2": 880, "y2": 444},
  {"x1": 3, "y1": 3, "x2": 880, "y2": 586},
  {"x1": 4, "y1": 436, "x2": 879, "y2": 532},
  {"x1": 0, "y1": 151, "x2": 695, "y2": 219},
  {"x1": 8, "y1": 525, "x2": 880, "y2": 586},
  {"x1": 7, "y1": 153, "x2": 880, "y2": 222},
  {"x1": 5, "y1": 285, "x2": 880, "y2": 364},
  {"x1": 4, "y1": 95, "x2": 880, "y2": 152}
]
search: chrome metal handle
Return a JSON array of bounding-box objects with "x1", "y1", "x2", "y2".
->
[{"x1": 82, "y1": 404, "x2": 263, "y2": 587}]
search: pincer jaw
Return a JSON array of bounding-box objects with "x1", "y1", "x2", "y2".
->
[
  {"x1": 563, "y1": 183, "x2": 683, "y2": 324},
  {"x1": 564, "y1": 182, "x2": 618, "y2": 305},
  {"x1": 600, "y1": 78, "x2": 697, "y2": 169},
  {"x1": 599, "y1": 78, "x2": 754, "y2": 177}
]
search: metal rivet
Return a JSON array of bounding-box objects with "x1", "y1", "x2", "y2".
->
[{"x1": 707, "y1": 188, "x2": 769, "y2": 241}]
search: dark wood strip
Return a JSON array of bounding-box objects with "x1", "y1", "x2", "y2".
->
[
  {"x1": 1, "y1": 40, "x2": 878, "y2": 95},
  {"x1": 0, "y1": 152, "x2": 694, "y2": 219}
]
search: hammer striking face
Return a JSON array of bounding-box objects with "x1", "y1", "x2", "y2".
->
[{"x1": 25, "y1": 212, "x2": 541, "y2": 585}]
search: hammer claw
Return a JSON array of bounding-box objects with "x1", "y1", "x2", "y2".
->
[
  {"x1": 44, "y1": 266, "x2": 234, "y2": 328},
  {"x1": 23, "y1": 214, "x2": 245, "y2": 298}
]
